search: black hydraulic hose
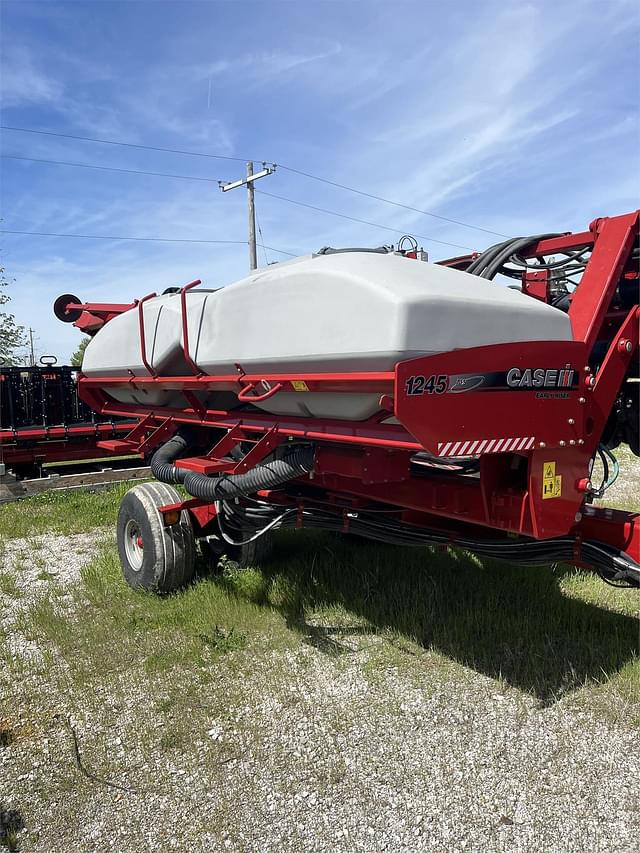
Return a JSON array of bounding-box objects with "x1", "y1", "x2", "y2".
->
[
  {"x1": 479, "y1": 234, "x2": 562, "y2": 279},
  {"x1": 182, "y1": 445, "x2": 315, "y2": 501},
  {"x1": 151, "y1": 430, "x2": 314, "y2": 498},
  {"x1": 466, "y1": 238, "x2": 513, "y2": 275},
  {"x1": 466, "y1": 234, "x2": 564, "y2": 279},
  {"x1": 150, "y1": 428, "x2": 193, "y2": 484},
  {"x1": 219, "y1": 499, "x2": 640, "y2": 585}
]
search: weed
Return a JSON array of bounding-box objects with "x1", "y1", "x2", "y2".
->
[
  {"x1": 35, "y1": 570, "x2": 57, "y2": 582},
  {"x1": 0, "y1": 573, "x2": 22, "y2": 599},
  {"x1": 0, "y1": 806, "x2": 24, "y2": 852}
]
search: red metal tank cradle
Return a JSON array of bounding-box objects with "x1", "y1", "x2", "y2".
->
[{"x1": 66, "y1": 210, "x2": 640, "y2": 574}]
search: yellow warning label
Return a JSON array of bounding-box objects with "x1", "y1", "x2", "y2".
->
[
  {"x1": 542, "y1": 461, "x2": 562, "y2": 499},
  {"x1": 291, "y1": 380, "x2": 309, "y2": 392}
]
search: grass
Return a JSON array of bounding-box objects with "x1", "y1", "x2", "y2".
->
[
  {"x1": 1, "y1": 453, "x2": 638, "y2": 715},
  {"x1": 0, "y1": 572, "x2": 22, "y2": 599},
  {"x1": 0, "y1": 482, "x2": 131, "y2": 539},
  {"x1": 0, "y1": 468, "x2": 638, "y2": 853},
  {"x1": 15, "y1": 545, "x2": 293, "y2": 689},
  {"x1": 0, "y1": 806, "x2": 24, "y2": 853},
  {"x1": 593, "y1": 444, "x2": 640, "y2": 510},
  {"x1": 8, "y1": 527, "x2": 638, "y2": 706}
]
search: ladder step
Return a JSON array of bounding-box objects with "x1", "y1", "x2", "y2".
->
[{"x1": 174, "y1": 458, "x2": 235, "y2": 475}]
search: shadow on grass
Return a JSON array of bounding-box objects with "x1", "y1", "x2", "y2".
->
[
  {"x1": 234, "y1": 530, "x2": 639, "y2": 704},
  {"x1": 0, "y1": 805, "x2": 24, "y2": 852}
]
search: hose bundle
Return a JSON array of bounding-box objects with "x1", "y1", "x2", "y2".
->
[
  {"x1": 150, "y1": 429, "x2": 314, "y2": 500},
  {"x1": 182, "y1": 445, "x2": 314, "y2": 501},
  {"x1": 218, "y1": 498, "x2": 640, "y2": 588},
  {"x1": 466, "y1": 234, "x2": 563, "y2": 279}
]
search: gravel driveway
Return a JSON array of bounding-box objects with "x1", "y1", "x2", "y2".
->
[{"x1": 1, "y1": 530, "x2": 639, "y2": 853}]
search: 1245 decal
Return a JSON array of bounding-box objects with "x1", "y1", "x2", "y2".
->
[{"x1": 405, "y1": 374, "x2": 448, "y2": 396}]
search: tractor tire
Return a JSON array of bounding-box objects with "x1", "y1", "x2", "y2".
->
[{"x1": 117, "y1": 481, "x2": 195, "y2": 593}]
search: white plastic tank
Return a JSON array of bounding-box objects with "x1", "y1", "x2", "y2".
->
[{"x1": 81, "y1": 251, "x2": 573, "y2": 419}]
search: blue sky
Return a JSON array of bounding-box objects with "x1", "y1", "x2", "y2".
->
[{"x1": 1, "y1": 0, "x2": 639, "y2": 360}]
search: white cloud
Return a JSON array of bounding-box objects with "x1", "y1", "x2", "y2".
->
[
  {"x1": 194, "y1": 42, "x2": 343, "y2": 87},
  {"x1": 0, "y1": 45, "x2": 64, "y2": 107}
]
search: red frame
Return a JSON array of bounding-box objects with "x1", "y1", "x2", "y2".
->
[
  {"x1": 66, "y1": 211, "x2": 640, "y2": 569},
  {"x1": 0, "y1": 421, "x2": 139, "y2": 467}
]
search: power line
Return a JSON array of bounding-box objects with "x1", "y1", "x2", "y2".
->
[
  {"x1": 0, "y1": 124, "x2": 250, "y2": 163},
  {"x1": 2, "y1": 153, "x2": 221, "y2": 183},
  {"x1": 0, "y1": 228, "x2": 297, "y2": 255},
  {"x1": 0, "y1": 124, "x2": 506, "y2": 238},
  {"x1": 277, "y1": 165, "x2": 509, "y2": 238},
  {"x1": 2, "y1": 152, "x2": 476, "y2": 252},
  {"x1": 255, "y1": 208, "x2": 270, "y2": 267},
  {"x1": 256, "y1": 189, "x2": 475, "y2": 251}
]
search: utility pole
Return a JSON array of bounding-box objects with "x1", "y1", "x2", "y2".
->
[
  {"x1": 246, "y1": 161, "x2": 257, "y2": 272},
  {"x1": 28, "y1": 328, "x2": 35, "y2": 366},
  {"x1": 219, "y1": 162, "x2": 275, "y2": 271}
]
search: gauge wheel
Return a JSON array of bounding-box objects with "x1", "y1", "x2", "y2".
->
[{"x1": 117, "y1": 482, "x2": 195, "y2": 592}]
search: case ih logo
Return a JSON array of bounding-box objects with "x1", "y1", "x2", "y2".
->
[
  {"x1": 506, "y1": 365, "x2": 576, "y2": 389},
  {"x1": 405, "y1": 365, "x2": 578, "y2": 397}
]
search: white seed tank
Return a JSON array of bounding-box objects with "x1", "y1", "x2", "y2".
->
[{"x1": 82, "y1": 251, "x2": 573, "y2": 419}]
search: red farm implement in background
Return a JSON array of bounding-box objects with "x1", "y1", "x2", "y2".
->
[
  {"x1": 0, "y1": 362, "x2": 139, "y2": 480},
  {"x1": 54, "y1": 210, "x2": 640, "y2": 592}
]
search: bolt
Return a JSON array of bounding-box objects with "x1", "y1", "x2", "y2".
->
[
  {"x1": 569, "y1": 439, "x2": 576, "y2": 445},
  {"x1": 617, "y1": 338, "x2": 633, "y2": 353},
  {"x1": 568, "y1": 418, "x2": 575, "y2": 425},
  {"x1": 539, "y1": 441, "x2": 546, "y2": 448},
  {"x1": 575, "y1": 512, "x2": 582, "y2": 523},
  {"x1": 559, "y1": 440, "x2": 566, "y2": 446},
  {"x1": 584, "y1": 366, "x2": 591, "y2": 373},
  {"x1": 579, "y1": 397, "x2": 586, "y2": 404}
]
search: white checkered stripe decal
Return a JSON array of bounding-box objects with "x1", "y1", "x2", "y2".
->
[{"x1": 437, "y1": 437, "x2": 536, "y2": 457}]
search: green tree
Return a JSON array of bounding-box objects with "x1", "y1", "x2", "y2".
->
[
  {"x1": 0, "y1": 268, "x2": 27, "y2": 365},
  {"x1": 70, "y1": 336, "x2": 90, "y2": 367}
]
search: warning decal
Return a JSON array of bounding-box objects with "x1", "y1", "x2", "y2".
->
[
  {"x1": 542, "y1": 461, "x2": 562, "y2": 500},
  {"x1": 291, "y1": 380, "x2": 310, "y2": 392}
]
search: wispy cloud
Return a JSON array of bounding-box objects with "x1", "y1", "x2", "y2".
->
[
  {"x1": 0, "y1": 45, "x2": 64, "y2": 107},
  {"x1": 194, "y1": 42, "x2": 343, "y2": 86},
  {"x1": 1, "y1": 0, "x2": 638, "y2": 358}
]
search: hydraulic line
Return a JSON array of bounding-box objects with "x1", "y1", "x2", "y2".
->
[
  {"x1": 591, "y1": 444, "x2": 620, "y2": 498},
  {"x1": 150, "y1": 431, "x2": 315, "y2": 500},
  {"x1": 466, "y1": 233, "x2": 564, "y2": 279},
  {"x1": 479, "y1": 234, "x2": 563, "y2": 279},
  {"x1": 150, "y1": 428, "x2": 192, "y2": 484},
  {"x1": 216, "y1": 499, "x2": 640, "y2": 587},
  {"x1": 182, "y1": 445, "x2": 314, "y2": 501}
]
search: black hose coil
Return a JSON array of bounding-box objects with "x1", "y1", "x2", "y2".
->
[
  {"x1": 182, "y1": 445, "x2": 314, "y2": 500},
  {"x1": 150, "y1": 429, "x2": 192, "y2": 484},
  {"x1": 150, "y1": 430, "x2": 314, "y2": 499}
]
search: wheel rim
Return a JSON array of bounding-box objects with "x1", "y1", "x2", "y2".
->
[{"x1": 124, "y1": 518, "x2": 144, "y2": 571}]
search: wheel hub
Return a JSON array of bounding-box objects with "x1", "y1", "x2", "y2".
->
[{"x1": 124, "y1": 519, "x2": 144, "y2": 570}]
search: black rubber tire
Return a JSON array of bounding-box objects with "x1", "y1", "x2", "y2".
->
[{"x1": 117, "y1": 482, "x2": 195, "y2": 592}]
